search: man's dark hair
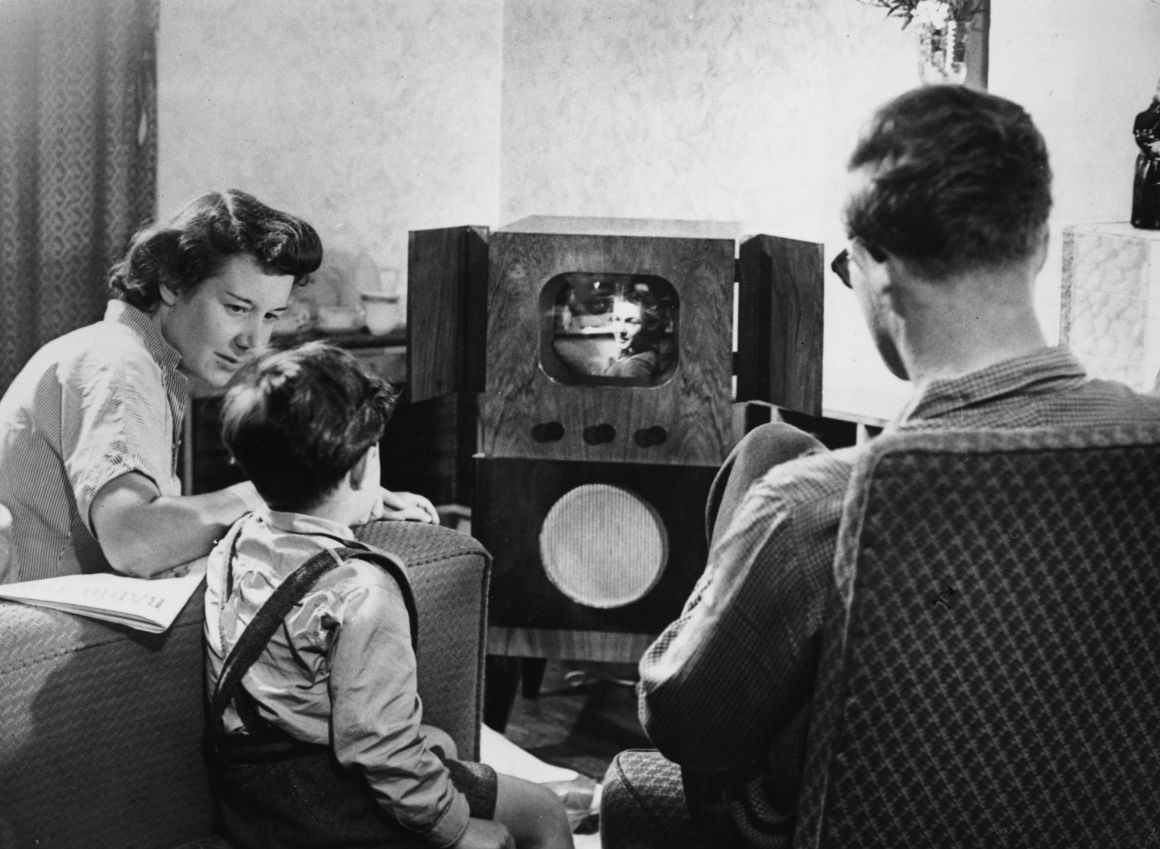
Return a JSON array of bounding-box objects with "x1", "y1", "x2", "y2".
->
[
  {"x1": 220, "y1": 342, "x2": 398, "y2": 512},
  {"x1": 844, "y1": 85, "x2": 1053, "y2": 281},
  {"x1": 108, "y1": 189, "x2": 323, "y2": 309}
]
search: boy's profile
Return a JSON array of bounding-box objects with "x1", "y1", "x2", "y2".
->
[{"x1": 203, "y1": 342, "x2": 572, "y2": 849}]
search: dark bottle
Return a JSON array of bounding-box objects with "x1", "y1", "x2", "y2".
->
[{"x1": 1132, "y1": 77, "x2": 1160, "y2": 230}]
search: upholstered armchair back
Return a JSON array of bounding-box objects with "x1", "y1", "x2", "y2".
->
[{"x1": 795, "y1": 424, "x2": 1160, "y2": 848}]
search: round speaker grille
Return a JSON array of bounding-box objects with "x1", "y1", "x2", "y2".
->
[{"x1": 539, "y1": 484, "x2": 669, "y2": 608}]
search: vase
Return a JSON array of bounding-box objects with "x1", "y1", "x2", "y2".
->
[{"x1": 917, "y1": 19, "x2": 969, "y2": 85}]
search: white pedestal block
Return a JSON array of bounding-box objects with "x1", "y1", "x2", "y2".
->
[{"x1": 1061, "y1": 222, "x2": 1160, "y2": 393}]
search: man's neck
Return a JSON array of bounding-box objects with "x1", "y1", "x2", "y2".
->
[{"x1": 897, "y1": 267, "x2": 1048, "y2": 388}]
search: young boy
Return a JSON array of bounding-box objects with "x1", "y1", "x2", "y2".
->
[{"x1": 203, "y1": 342, "x2": 572, "y2": 849}]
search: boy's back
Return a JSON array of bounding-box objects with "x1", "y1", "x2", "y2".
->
[
  {"x1": 202, "y1": 342, "x2": 571, "y2": 849},
  {"x1": 204, "y1": 509, "x2": 474, "y2": 844}
]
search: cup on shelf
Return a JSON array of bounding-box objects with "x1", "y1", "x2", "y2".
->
[
  {"x1": 316, "y1": 304, "x2": 364, "y2": 332},
  {"x1": 361, "y1": 293, "x2": 402, "y2": 336}
]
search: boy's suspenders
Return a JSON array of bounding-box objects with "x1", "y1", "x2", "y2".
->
[{"x1": 210, "y1": 536, "x2": 418, "y2": 741}]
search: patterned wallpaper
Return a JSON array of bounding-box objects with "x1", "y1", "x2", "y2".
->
[
  {"x1": 500, "y1": 0, "x2": 909, "y2": 235},
  {"x1": 158, "y1": 0, "x2": 504, "y2": 303},
  {"x1": 157, "y1": 0, "x2": 1160, "y2": 421},
  {"x1": 498, "y1": 0, "x2": 917, "y2": 419}
]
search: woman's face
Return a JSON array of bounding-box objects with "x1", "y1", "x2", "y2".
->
[
  {"x1": 610, "y1": 298, "x2": 645, "y2": 355},
  {"x1": 159, "y1": 255, "x2": 293, "y2": 388}
]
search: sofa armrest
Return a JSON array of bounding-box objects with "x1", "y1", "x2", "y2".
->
[
  {"x1": 0, "y1": 520, "x2": 489, "y2": 849},
  {"x1": 0, "y1": 588, "x2": 213, "y2": 848}
]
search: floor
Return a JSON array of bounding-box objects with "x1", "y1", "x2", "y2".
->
[
  {"x1": 491, "y1": 658, "x2": 653, "y2": 848},
  {"x1": 497, "y1": 659, "x2": 650, "y2": 781}
]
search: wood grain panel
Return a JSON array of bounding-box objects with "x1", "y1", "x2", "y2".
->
[
  {"x1": 736, "y1": 233, "x2": 824, "y2": 416},
  {"x1": 475, "y1": 457, "x2": 716, "y2": 637},
  {"x1": 481, "y1": 230, "x2": 734, "y2": 466},
  {"x1": 381, "y1": 390, "x2": 478, "y2": 506},
  {"x1": 407, "y1": 225, "x2": 489, "y2": 402}
]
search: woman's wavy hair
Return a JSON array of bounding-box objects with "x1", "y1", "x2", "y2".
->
[
  {"x1": 843, "y1": 85, "x2": 1053, "y2": 281},
  {"x1": 220, "y1": 342, "x2": 399, "y2": 512},
  {"x1": 108, "y1": 189, "x2": 322, "y2": 309}
]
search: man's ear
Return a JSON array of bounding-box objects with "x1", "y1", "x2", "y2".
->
[
  {"x1": 348, "y1": 444, "x2": 378, "y2": 490},
  {"x1": 853, "y1": 238, "x2": 909, "y2": 316},
  {"x1": 851, "y1": 239, "x2": 892, "y2": 289},
  {"x1": 1031, "y1": 225, "x2": 1050, "y2": 274}
]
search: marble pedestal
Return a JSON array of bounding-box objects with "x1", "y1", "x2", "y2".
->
[{"x1": 1061, "y1": 222, "x2": 1160, "y2": 393}]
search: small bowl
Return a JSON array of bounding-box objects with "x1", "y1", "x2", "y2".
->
[
  {"x1": 361, "y1": 293, "x2": 402, "y2": 336},
  {"x1": 316, "y1": 305, "x2": 364, "y2": 332}
]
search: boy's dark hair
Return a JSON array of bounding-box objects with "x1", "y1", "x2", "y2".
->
[
  {"x1": 844, "y1": 85, "x2": 1053, "y2": 281},
  {"x1": 220, "y1": 342, "x2": 399, "y2": 512},
  {"x1": 108, "y1": 189, "x2": 323, "y2": 310}
]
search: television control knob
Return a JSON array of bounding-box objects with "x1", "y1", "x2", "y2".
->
[
  {"x1": 531, "y1": 421, "x2": 565, "y2": 443},
  {"x1": 633, "y1": 426, "x2": 668, "y2": 448},
  {"x1": 582, "y1": 423, "x2": 616, "y2": 445}
]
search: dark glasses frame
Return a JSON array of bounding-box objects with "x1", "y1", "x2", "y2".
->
[
  {"x1": 831, "y1": 241, "x2": 887, "y2": 289},
  {"x1": 830, "y1": 248, "x2": 852, "y2": 289}
]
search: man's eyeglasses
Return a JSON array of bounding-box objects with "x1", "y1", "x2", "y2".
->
[{"x1": 830, "y1": 248, "x2": 852, "y2": 289}]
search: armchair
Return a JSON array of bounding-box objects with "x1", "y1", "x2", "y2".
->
[{"x1": 602, "y1": 423, "x2": 1160, "y2": 848}]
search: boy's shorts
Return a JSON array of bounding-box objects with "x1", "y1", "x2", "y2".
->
[{"x1": 211, "y1": 739, "x2": 498, "y2": 848}]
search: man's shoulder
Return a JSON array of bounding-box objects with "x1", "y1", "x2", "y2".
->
[
  {"x1": 1005, "y1": 373, "x2": 1160, "y2": 429},
  {"x1": 1078, "y1": 379, "x2": 1160, "y2": 422}
]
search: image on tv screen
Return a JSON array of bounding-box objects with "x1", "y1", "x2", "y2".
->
[{"x1": 540, "y1": 272, "x2": 678, "y2": 387}]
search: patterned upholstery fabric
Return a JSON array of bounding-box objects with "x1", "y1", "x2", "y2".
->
[
  {"x1": 0, "y1": 521, "x2": 488, "y2": 848},
  {"x1": 795, "y1": 424, "x2": 1160, "y2": 848},
  {"x1": 601, "y1": 749, "x2": 701, "y2": 849}
]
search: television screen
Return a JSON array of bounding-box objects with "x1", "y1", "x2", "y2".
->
[{"x1": 539, "y1": 272, "x2": 679, "y2": 387}]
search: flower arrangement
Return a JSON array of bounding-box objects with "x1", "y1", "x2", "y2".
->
[{"x1": 859, "y1": 0, "x2": 983, "y2": 28}]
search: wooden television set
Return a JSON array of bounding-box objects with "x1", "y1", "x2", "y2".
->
[{"x1": 408, "y1": 215, "x2": 823, "y2": 663}]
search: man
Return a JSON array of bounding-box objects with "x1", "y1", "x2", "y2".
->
[{"x1": 610, "y1": 85, "x2": 1160, "y2": 848}]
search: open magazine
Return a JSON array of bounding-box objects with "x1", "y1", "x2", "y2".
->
[{"x1": 0, "y1": 557, "x2": 207, "y2": 634}]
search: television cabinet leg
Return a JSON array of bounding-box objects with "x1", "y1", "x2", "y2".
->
[
  {"x1": 483, "y1": 655, "x2": 522, "y2": 732},
  {"x1": 520, "y1": 658, "x2": 548, "y2": 699}
]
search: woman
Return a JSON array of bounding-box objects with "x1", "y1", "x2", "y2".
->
[
  {"x1": 0, "y1": 189, "x2": 433, "y2": 584},
  {"x1": 603, "y1": 287, "x2": 672, "y2": 380}
]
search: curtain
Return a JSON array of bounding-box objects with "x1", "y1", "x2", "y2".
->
[{"x1": 0, "y1": 0, "x2": 158, "y2": 393}]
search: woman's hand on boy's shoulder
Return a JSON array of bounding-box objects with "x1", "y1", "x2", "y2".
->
[
  {"x1": 452, "y1": 818, "x2": 515, "y2": 849},
  {"x1": 374, "y1": 488, "x2": 439, "y2": 524}
]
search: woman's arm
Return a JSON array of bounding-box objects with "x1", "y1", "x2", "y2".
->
[
  {"x1": 91, "y1": 472, "x2": 438, "y2": 577},
  {"x1": 89, "y1": 471, "x2": 260, "y2": 578}
]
